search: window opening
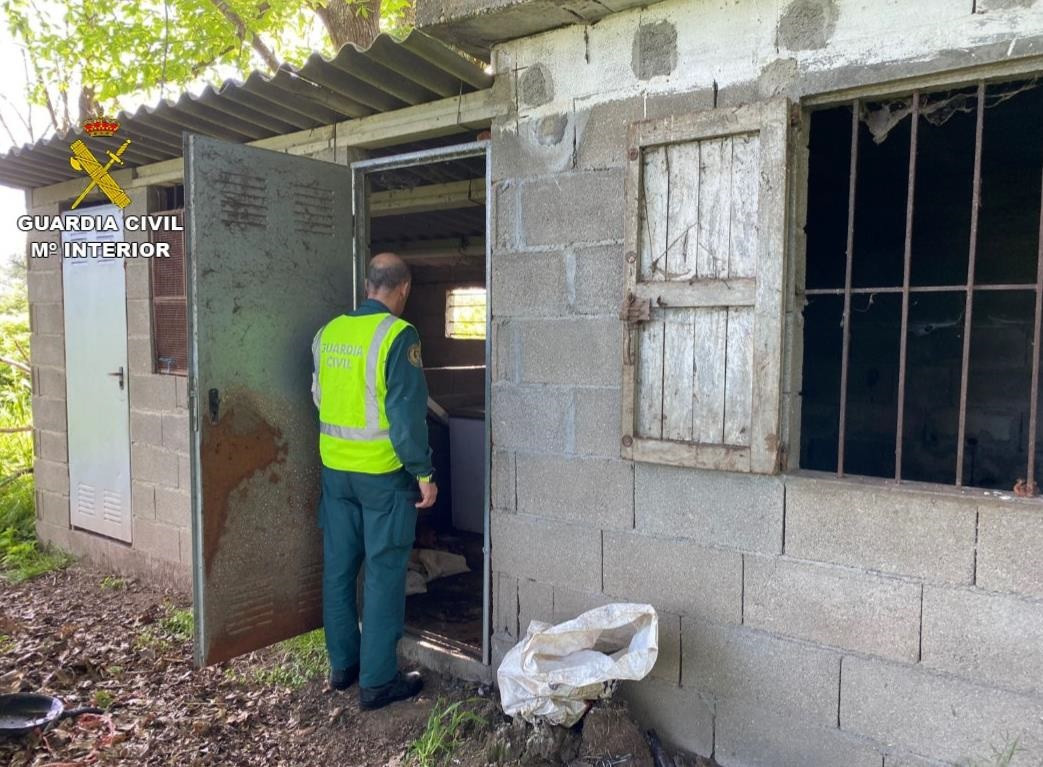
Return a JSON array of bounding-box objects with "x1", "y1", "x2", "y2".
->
[
  {"x1": 800, "y1": 78, "x2": 1043, "y2": 492},
  {"x1": 150, "y1": 206, "x2": 187, "y2": 374},
  {"x1": 444, "y1": 287, "x2": 487, "y2": 340}
]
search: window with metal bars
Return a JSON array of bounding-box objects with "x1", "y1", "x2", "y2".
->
[
  {"x1": 444, "y1": 287, "x2": 486, "y2": 340},
  {"x1": 799, "y1": 78, "x2": 1043, "y2": 493},
  {"x1": 150, "y1": 208, "x2": 187, "y2": 375}
]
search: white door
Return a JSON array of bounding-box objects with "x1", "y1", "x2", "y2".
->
[{"x1": 62, "y1": 203, "x2": 132, "y2": 542}]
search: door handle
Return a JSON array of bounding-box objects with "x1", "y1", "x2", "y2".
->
[{"x1": 107, "y1": 366, "x2": 125, "y2": 390}]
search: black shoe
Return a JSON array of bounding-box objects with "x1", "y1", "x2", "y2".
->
[
  {"x1": 359, "y1": 671, "x2": 424, "y2": 710},
  {"x1": 329, "y1": 664, "x2": 359, "y2": 691}
]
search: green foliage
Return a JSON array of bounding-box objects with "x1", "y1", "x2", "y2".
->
[
  {"x1": 100, "y1": 575, "x2": 129, "y2": 590},
  {"x1": 92, "y1": 689, "x2": 114, "y2": 710},
  {"x1": 3, "y1": 0, "x2": 415, "y2": 132},
  {"x1": 249, "y1": 629, "x2": 328, "y2": 688},
  {"x1": 0, "y1": 254, "x2": 69, "y2": 583},
  {"x1": 407, "y1": 698, "x2": 486, "y2": 767},
  {"x1": 159, "y1": 606, "x2": 194, "y2": 640}
]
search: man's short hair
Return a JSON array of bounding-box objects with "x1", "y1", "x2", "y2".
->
[{"x1": 366, "y1": 255, "x2": 411, "y2": 292}]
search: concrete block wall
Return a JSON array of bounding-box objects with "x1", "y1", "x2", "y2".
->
[
  {"x1": 28, "y1": 192, "x2": 191, "y2": 590},
  {"x1": 486, "y1": 1, "x2": 1043, "y2": 764}
]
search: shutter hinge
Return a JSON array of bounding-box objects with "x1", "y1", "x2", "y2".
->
[{"x1": 620, "y1": 292, "x2": 651, "y2": 325}]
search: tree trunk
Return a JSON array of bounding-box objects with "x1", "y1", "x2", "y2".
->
[{"x1": 314, "y1": 0, "x2": 381, "y2": 50}]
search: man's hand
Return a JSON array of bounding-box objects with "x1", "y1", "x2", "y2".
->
[{"x1": 416, "y1": 480, "x2": 438, "y2": 509}]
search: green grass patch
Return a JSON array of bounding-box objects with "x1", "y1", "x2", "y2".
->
[
  {"x1": 249, "y1": 629, "x2": 328, "y2": 689},
  {"x1": 100, "y1": 575, "x2": 128, "y2": 591},
  {"x1": 0, "y1": 634, "x2": 11, "y2": 653},
  {"x1": 160, "y1": 606, "x2": 194, "y2": 641},
  {"x1": 962, "y1": 739, "x2": 1021, "y2": 767},
  {"x1": 92, "y1": 689, "x2": 114, "y2": 710},
  {"x1": 407, "y1": 698, "x2": 486, "y2": 767}
]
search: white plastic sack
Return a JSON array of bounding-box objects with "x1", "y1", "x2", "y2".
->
[{"x1": 497, "y1": 603, "x2": 658, "y2": 727}]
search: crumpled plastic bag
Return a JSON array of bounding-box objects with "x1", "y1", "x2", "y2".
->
[
  {"x1": 405, "y1": 549, "x2": 470, "y2": 596},
  {"x1": 497, "y1": 603, "x2": 658, "y2": 726}
]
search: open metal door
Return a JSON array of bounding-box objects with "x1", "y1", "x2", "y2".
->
[{"x1": 184, "y1": 135, "x2": 354, "y2": 665}]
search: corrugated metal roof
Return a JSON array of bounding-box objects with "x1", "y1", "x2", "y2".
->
[{"x1": 0, "y1": 30, "x2": 492, "y2": 190}]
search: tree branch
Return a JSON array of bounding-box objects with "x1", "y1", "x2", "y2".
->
[
  {"x1": 0, "y1": 356, "x2": 32, "y2": 375},
  {"x1": 0, "y1": 426, "x2": 31, "y2": 434},
  {"x1": 207, "y1": 0, "x2": 281, "y2": 72}
]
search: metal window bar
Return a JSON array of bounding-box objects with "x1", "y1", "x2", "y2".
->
[{"x1": 819, "y1": 80, "x2": 1043, "y2": 490}]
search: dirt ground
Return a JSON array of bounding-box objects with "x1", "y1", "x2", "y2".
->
[{"x1": 0, "y1": 564, "x2": 712, "y2": 767}]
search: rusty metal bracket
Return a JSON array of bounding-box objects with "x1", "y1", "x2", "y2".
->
[{"x1": 620, "y1": 292, "x2": 651, "y2": 325}]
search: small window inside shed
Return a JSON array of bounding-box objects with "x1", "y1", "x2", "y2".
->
[
  {"x1": 800, "y1": 78, "x2": 1043, "y2": 491},
  {"x1": 150, "y1": 205, "x2": 187, "y2": 375},
  {"x1": 445, "y1": 287, "x2": 486, "y2": 340}
]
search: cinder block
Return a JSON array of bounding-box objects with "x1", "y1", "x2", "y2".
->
[
  {"x1": 491, "y1": 112, "x2": 575, "y2": 182},
  {"x1": 175, "y1": 377, "x2": 189, "y2": 409},
  {"x1": 492, "y1": 179, "x2": 520, "y2": 253},
  {"x1": 518, "y1": 317, "x2": 620, "y2": 386},
  {"x1": 130, "y1": 410, "x2": 163, "y2": 444},
  {"x1": 127, "y1": 336, "x2": 153, "y2": 375},
  {"x1": 572, "y1": 244, "x2": 624, "y2": 316},
  {"x1": 517, "y1": 454, "x2": 633, "y2": 529},
  {"x1": 131, "y1": 443, "x2": 179, "y2": 487},
  {"x1": 573, "y1": 95, "x2": 644, "y2": 170},
  {"x1": 494, "y1": 571, "x2": 519, "y2": 638},
  {"x1": 161, "y1": 412, "x2": 189, "y2": 452},
  {"x1": 490, "y1": 251, "x2": 567, "y2": 317},
  {"x1": 715, "y1": 699, "x2": 882, "y2": 767},
  {"x1": 573, "y1": 387, "x2": 620, "y2": 457},
  {"x1": 518, "y1": 577, "x2": 554, "y2": 635},
  {"x1": 744, "y1": 556, "x2": 922, "y2": 662},
  {"x1": 491, "y1": 631, "x2": 515, "y2": 673},
  {"x1": 126, "y1": 299, "x2": 152, "y2": 337},
  {"x1": 31, "y1": 303, "x2": 64, "y2": 335},
  {"x1": 785, "y1": 477, "x2": 976, "y2": 583},
  {"x1": 154, "y1": 485, "x2": 190, "y2": 527},
  {"x1": 520, "y1": 170, "x2": 624, "y2": 247},
  {"x1": 636, "y1": 464, "x2": 783, "y2": 553},
  {"x1": 125, "y1": 260, "x2": 151, "y2": 299},
  {"x1": 132, "y1": 517, "x2": 181, "y2": 563},
  {"x1": 36, "y1": 490, "x2": 68, "y2": 527},
  {"x1": 178, "y1": 527, "x2": 192, "y2": 565},
  {"x1": 977, "y1": 506, "x2": 1043, "y2": 599},
  {"x1": 491, "y1": 450, "x2": 516, "y2": 511},
  {"x1": 30, "y1": 334, "x2": 64, "y2": 368},
  {"x1": 130, "y1": 374, "x2": 177, "y2": 411},
  {"x1": 644, "y1": 88, "x2": 715, "y2": 120},
  {"x1": 491, "y1": 511, "x2": 601, "y2": 592},
  {"x1": 132, "y1": 481, "x2": 155, "y2": 520},
  {"x1": 922, "y1": 585, "x2": 1043, "y2": 696},
  {"x1": 490, "y1": 384, "x2": 570, "y2": 453},
  {"x1": 33, "y1": 458, "x2": 69, "y2": 494},
  {"x1": 27, "y1": 269, "x2": 62, "y2": 303},
  {"x1": 682, "y1": 620, "x2": 840, "y2": 725},
  {"x1": 178, "y1": 452, "x2": 192, "y2": 490},
  {"x1": 37, "y1": 430, "x2": 67, "y2": 462},
  {"x1": 840, "y1": 655, "x2": 1043, "y2": 765},
  {"x1": 604, "y1": 532, "x2": 742, "y2": 622},
  {"x1": 491, "y1": 319, "x2": 516, "y2": 383},
  {"x1": 33, "y1": 366, "x2": 65, "y2": 399},
  {"x1": 31, "y1": 396, "x2": 66, "y2": 432},
  {"x1": 620, "y1": 678, "x2": 714, "y2": 757}
]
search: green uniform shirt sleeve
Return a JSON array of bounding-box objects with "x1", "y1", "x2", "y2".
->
[{"x1": 384, "y1": 325, "x2": 433, "y2": 478}]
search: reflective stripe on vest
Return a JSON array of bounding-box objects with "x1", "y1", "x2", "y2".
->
[{"x1": 316, "y1": 312, "x2": 409, "y2": 473}]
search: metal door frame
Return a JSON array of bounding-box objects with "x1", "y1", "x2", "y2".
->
[{"x1": 351, "y1": 140, "x2": 492, "y2": 665}]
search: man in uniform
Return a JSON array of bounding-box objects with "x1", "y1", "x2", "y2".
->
[{"x1": 311, "y1": 252, "x2": 437, "y2": 711}]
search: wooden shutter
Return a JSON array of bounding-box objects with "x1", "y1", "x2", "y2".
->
[{"x1": 620, "y1": 99, "x2": 790, "y2": 474}]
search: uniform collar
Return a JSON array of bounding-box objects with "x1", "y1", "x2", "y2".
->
[{"x1": 360, "y1": 297, "x2": 393, "y2": 314}]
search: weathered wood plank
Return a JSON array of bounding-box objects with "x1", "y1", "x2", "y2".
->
[
  {"x1": 631, "y1": 437, "x2": 751, "y2": 472},
  {"x1": 724, "y1": 307, "x2": 754, "y2": 447},
  {"x1": 633, "y1": 278, "x2": 755, "y2": 309},
  {"x1": 665, "y1": 141, "x2": 701, "y2": 280},
  {"x1": 640, "y1": 146, "x2": 669, "y2": 282},
  {"x1": 692, "y1": 307, "x2": 727, "y2": 444},
  {"x1": 729, "y1": 133, "x2": 760, "y2": 279},
  {"x1": 662, "y1": 310, "x2": 695, "y2": 441},
  {"x1": 697, "y1": 137, "x2": 732, "y2": 279},
  {"x1": 636, "y1": 319, "x2": 665, "y2": 439}
]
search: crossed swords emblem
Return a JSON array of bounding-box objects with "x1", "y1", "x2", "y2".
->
[{"x1": 69, "y1": 138, "x2": 132, "y2": 209}]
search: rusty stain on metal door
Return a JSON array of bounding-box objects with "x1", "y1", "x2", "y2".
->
[{"x1": 184, "y1": 135, "x2": 355, "y2": 665}]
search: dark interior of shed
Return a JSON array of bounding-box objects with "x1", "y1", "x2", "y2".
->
[
  {"x1": 364, "y1": 148, "x2": 487, "y2": 654},
  {"x1": 800, "y1": 79, "x2": 1043, "y2": 490}
]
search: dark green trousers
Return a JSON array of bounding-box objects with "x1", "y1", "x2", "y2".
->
[{"x1": 319, "y1": 465, "x2": 418, "y2": 688}]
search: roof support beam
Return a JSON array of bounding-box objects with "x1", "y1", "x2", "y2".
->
[{"x1": 369, "y1": 178, "x2": 485, "y2": 218}]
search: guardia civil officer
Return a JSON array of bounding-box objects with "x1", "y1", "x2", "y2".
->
[{"x1": 311, "y1": 252, "x2": 436, "y2": 710}]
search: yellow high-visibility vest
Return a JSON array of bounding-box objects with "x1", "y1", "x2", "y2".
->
[{"x1": 313, "y1": 312, "x2": 411, "y2": 473}]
